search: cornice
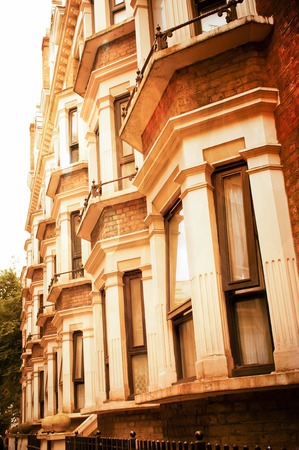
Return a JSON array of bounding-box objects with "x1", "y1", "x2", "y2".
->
[{"x1": 26, "y1": 0, "x2": 81, "y2": 233}]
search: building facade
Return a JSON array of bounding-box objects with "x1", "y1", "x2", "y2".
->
[{"x1": 20, "y1": 0, "x2": 299, "y2": 448}]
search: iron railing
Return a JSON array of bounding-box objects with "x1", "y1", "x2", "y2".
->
[
  {"x1": 37, "y1": 304, "x2": 55, "y2": 317},
  {"x1": 48, "y1": 266, "x2": 84, "y2": 292},
  {"x1": 26, "y1": 333, "x2": 41, "y2": 342},
  {"x1": 122, "y1": 0, "x2": 244, "y2": 117},
  {"x1": 79, "y1": 167, "x2": 138, "y2": 220},
  {"x1": 65, "y1": 431, "x2": 287, "y2": 450}
]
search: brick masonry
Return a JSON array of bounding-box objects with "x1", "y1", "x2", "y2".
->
[
  {"x1": 93, "y1": 32, "x2": 136, "y2": 69},
  {"x1": 255, "y1": 0, "x2": 299, "y2": 266},
  {"x1": 56, "y1": 282, "x2": 92, "y2": 311},
  {"x1": 56, "y1": 168, "x2": 89, "y2": 195},
  {"x1": 91, "y1": 197, "x2": 148, "y2": 248},
  {"x1": 43, "y1": 222, "x2": 56, "y2": 240},
  {"x1": 32, "y1": 268, "x2": 43, "y2": 282},
  {"x1": 31, "y1": 343, "x2": 43, "y2": 358},
  {"x1": 97, "y1": 388, "x2": 299, "y2": 448},
  {"x1": 43, "y1": 317, "x2": 56, "y2": 336}
]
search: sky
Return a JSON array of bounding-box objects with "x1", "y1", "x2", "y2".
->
[{"x1": 0, "y1": 0, "x2": 53, "y2": 275}]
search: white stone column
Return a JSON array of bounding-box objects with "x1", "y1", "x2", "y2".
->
[
  {"x1": 85, "y1": 131, "x2": 99, "y2": 185},
  {"x1": 32, "y1": 295, "x2": 39, "y2": 336},
  {"x1": 59, "y1": 212, "x2": 71, "y2": 279},
  {"x1": 83, "y1": 327, "x2": 96, "y2": 408},
  {"x1": 53, "y1": 130, "x2": 60, "y2": 167},
  {"x1": 241, "y1": 144, "x2": 299, "y2": 371},
  {"x1": 26, "y1": 371, "x2": 32, "y2": 421},
  {"x1": 237, "y1": 0, "x2": 257, "y2": 17},
  {"x1": 45, "y1": 254, "x2": 54, "y2": 296},
  {"x1": 98, "y1": 95, "x2": 117, "y2": 196},
  {"x1": 45, "y1": 169, "x2": 53, "y2": 218},
  {"x1": 47, "y1": 351, "x2": 55, "y2": 416},
  {"x1": 27, "y1": 308, "x2": 32, "y2": 336},
  {"x1": 58, "y1": 109, "x2": 69, "y2": 168},
  {"x1": 131, "y1": 0, "x2": 152, "y2": 69},
  {"x1": 93, "y1": 0, "x2": 110, "y2": 33},
  {"x1": 91, "y1": 290, "x2": 106, "y2": 404},
  {"x1": 32, "y1": 225, "x2": 39, "y2": 265},
  {"x1": 165, "y1": 0, "x2": 191, "y2": 45},
  {"x1": 57, "y1": 338, "x2": 63, "y2": 413},
  {"x1": 174, "y1": 163, "x2": 233, "y2": 380},
  {"x1": 141, "y1": 265, "x2": 159, "y2": 391},
  {"x1": 61, "y1": 331, "x2": 73, "y2": 413},
  {"x1": 103, "y1": 271, "x2": 127, "y2": 400},
  {"x1": 82, "y1": 0, "x2": 93, "y2": 38},
  {"x1": 144, "y1": 214, "x2": 176, "y2": 387},
  {"x1": 32, "y1": 370, "x2": 39, "y2": 420}
]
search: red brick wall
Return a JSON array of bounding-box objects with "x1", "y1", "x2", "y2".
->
[
  {"x1": 32, "y1": 344, "x2": 43, "y2": 358},
  {"x1": 32, "y1": 268, "x2": 43, "y2": 282},
  {"x1": 56, "y1": 168, "x2": 89, "y2": 194},
  {"x1": 142, "y1": 44, "x2": 268, "y2": 155},
  {"x1": 56, "y1": 282, "x2": 92, "y2": 311},
  {"x1": 43, "y1": 222, "x2": 56, "y2": 240},
  {"x1": 255, "y1": 0, "x2": 299, "y2": 265},
  {"x1": 91, "y1": 197, "x2": 148, "y2": 248},
  {"x1": 94, "y1": 32, "x2": 136, "y2": 69},
  {"x1": 43, "y1": 317, "x2": 56, "y2": 336},
  {"x1": 97, "y1": 389, "x2": 298, "y2": 447}
]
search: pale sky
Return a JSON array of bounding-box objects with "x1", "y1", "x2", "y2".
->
[{"x1": 0, "y1": 0, "x2": 52, "y2": 274}]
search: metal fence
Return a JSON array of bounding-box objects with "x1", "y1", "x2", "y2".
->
[{"x1": 65, "y1": 431, "x2": 287, "y2": 450}]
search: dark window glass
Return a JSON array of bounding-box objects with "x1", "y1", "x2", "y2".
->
[
  {"x1": 213, "y1": 164, "x2": 274, "y2": 376},
  {"x1": 71, "y1": 212, "x2": 82, "y2": 278},
  {"x1": 123, "y1": 271, "x2": 148, "y2": 397},
  {"x1": 73, "y1": 331, "x2": 85, "y2": 410}
]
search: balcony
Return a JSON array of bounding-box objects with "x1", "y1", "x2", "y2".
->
[
  {"x1": 120, "y1": 1, "x2": 274, "y2": 151},
  {"x1": 26, "y1": 333, "x2": 41, "y2": 349},
  {"x1": 47, "y1": 265, "x2": 92, "y2": 305},
  {"x1": 36, "y1": 304, "x2": 56, "y2": 327}
]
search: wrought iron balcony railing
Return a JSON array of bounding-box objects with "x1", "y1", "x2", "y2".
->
[
  {"x1": 26, "y1": 333, "x2": 41, "y2": 342},
  {"x1": 122, "y1": 0, "x2": 244, "y2": 117},
  {"x1": 37, "y1": 304, "x2": 55, "y2": 317},
  {"x1": 48, "y1": 265, "x2": 85, "y2": 292},
  {"x1": 79, "y1": 167, "x2": 138, "y2": 220}
]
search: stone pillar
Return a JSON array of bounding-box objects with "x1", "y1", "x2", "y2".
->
[
  {"x1": 58, "y1": 109, "x2": 69, "y2": 167},
  {"x1": 165, "y1": 0, "x2": 191, "y2": 45},
  {"x1": 241, "y1": 144, "x2": 299, "y2": 371},
  {"x1": 85, "y1": 131, "x2": 99, "y2": 185},
  {"x1": 45, "y1": 254, "x2": 54, "y2": 295},
  {"x1": 98, "y1": 95, "x2": 117, "y2": 196},
  {"x1": 90, "y1": 290, "x2": 106, "y2": 404},
  {"x1": 103, "y1": 271, "x2": 127, "y2": 400},
  {"x1": 47, "y1": 351, "x2": 55, "y2": 416},
  {"x1": 32, "y1": 370, "x2": 39, "y2": 420},
  {"x1": 174, "y1": 163, "x2": 233, "y2": 380},
  {"x1": 32, "y1": 295, "x2": 39, "y2": 336},
  {"x1": 141, "y1": 264, "x2": 159, "y2": 391},
  {"x1": 131, "y1": 0, "x2": 152, "y2": 69},
  {"x1": 32, "y1": 224, "x2": 39, "y2": 265},
  {"x1": 45, "y1": 169, "x2": 53, "y2": 218},
  {"x1": 82, "y1": 327, "x2": 96, "y2": 408},
  {"x1": 93, "y1": 0, "x2": 110, "y2": 33},
  {"x1": 57, "y1": 338, "x2": 63, "y2": 413},
  {"x1": 59, "y1": 212, "x2": 71, "y2": 279},
  {"x1": 26, "y1": 371, "x2": 32, "y2": 421},
  {"x1": 61, "y1": 331, "x2": 73, "y2": 413},
  {"x1": 144, "y1": 214, "x2": 176, "y2": 387},
  {"x1": 82, "y1": 0, "x2": 93, "y2": 38}
]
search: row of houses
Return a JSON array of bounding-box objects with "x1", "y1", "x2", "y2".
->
[{"x1": 20, "y1": 0, "x2": 299, "y2": 448}]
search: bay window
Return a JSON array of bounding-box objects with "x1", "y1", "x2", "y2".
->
[
  {"x1": 166, "y1": 201, "x2": 196, "y2": 382},
  {"x1": 123, "y1": 271, "x2": 149, "y2": 397},
  {"x1": 191, "y1": 0, "x2": 233, "y2": 34},
  {"x1": 213, "y1": 164, "x2": 274, "y2": 375}
]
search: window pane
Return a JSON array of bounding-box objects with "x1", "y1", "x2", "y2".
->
[
  {"x1": 70, "y1": 109, "x2": 78, "y2": 144},
  {"x1": 130, "y1": 277, "x2": 144, "y2": 347},
  {"x1": 200, "y1": 12, "x2": 226, "y2": 32},
  {"x1": 178, "y1": 318, "x2": 196, "y2": 378},
  {"x1": 75, "y1": 383, "x2": 85, "y2": 410},
  {"x1": 235, "y1": 298, "x2": 273, "y2": 366},
  {"x1": 74, "y1": 333, "x2": 83, "y2": 380},
  {"x1": 169, "y1": 208, "x2": 191, "y2": 310},
  {"x1": 223, "y1": 173, "x2": 250, "y2": 282},
  {"x1": 132, "y1": 354, "x2": 149, "y2": 394},
  {"x1": 113, "y1": 9, "x2": 126, "y2": 23}
]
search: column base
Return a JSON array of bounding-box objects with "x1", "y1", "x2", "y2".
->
[
  {"x1": 196, "y1": 355, "x2": 230, "y2": 380},
  {"x1": 109, "y1": 388, "x2": 126, "y2": 401},
  {"x1": 273, "y1": 348, "x2": 299, "y2": 372},
  {"x1": 158, "y1": 368, "x2": 177, "y2": 388}
]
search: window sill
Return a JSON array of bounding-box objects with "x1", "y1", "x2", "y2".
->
[
  {"x1": 134, "y1": 370, "x2": 299, "y2": 405},
  {"x1": 232, "y1": 363, "x2": 275, "y2": 377}
]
